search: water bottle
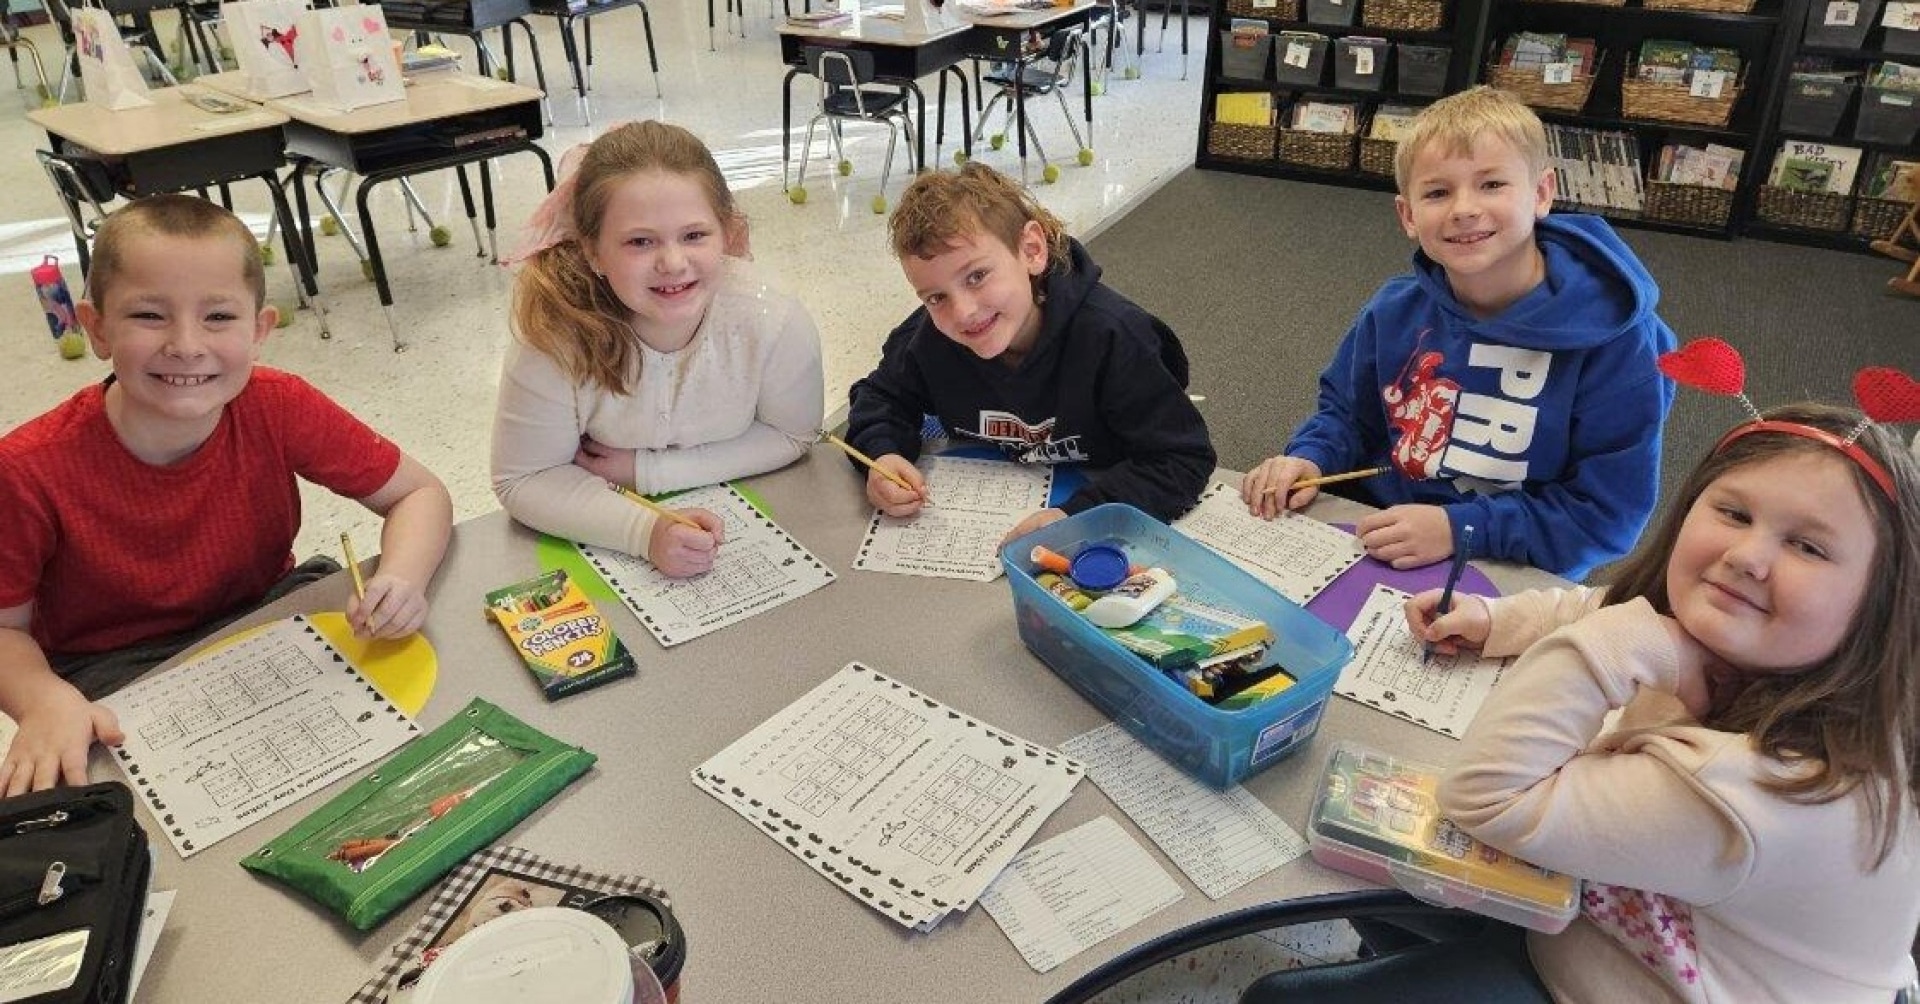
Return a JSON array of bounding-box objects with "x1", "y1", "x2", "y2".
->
[{"x1": 30, "y1": 255, "x2": 87, "y2": 360}]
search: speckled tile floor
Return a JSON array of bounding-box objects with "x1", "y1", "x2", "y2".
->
[{"x1": 0, "y1": 8, "x2": 1358, "y2": 997}]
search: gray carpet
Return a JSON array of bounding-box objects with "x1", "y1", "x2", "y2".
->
[{"x1": 1089, "y1": 168, "x2": 1919, "y2": 519}]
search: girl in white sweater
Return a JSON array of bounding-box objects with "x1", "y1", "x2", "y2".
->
[
  {"x1": 1407, "y1": 401, "x2": 1920, "y2": 1002},
  {"x1": 493, "y1": 121, "x2": 824, "y2": 577}
]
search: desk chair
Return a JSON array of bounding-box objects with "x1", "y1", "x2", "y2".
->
[
  {"x1": 1, "y1": 12, "x2": 54, "y2": 103},
  {"x1": 170, "y1": 0, "x2": 227, "y2": 78},
  {"x1": 973, "y1": 26, "x2": 1091, "y2": 184},
  {"x1": 45, "y1": 0, "x2": 179, "y2": 103},
  {"x1": 532, "y1": 0, "x2": 661, "y2": 124},
  {"x1": 788, "y1": 46, "x2": 917, "y2": 214},
  {"x1": 1086, "y1": 0, "x2": 1137, "y2": 90}
]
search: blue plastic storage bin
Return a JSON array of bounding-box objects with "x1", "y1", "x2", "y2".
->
[{"x1": 1002, "y1": 504, "x2": 1355, "y2": 787}]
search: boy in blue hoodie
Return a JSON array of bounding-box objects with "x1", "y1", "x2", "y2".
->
[{"x1": 1241, "y1": 86, "x2": 1676, "y2": 581}]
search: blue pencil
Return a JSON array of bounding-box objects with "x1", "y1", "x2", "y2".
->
[{"x1": 1424, "y1": 525, "x2": 1474, "y2": 664}]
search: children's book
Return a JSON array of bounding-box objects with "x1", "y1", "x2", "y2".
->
[
  {"x1": 1216, "y1": 91, "x2": 1274, "y2": 126},
  {"x1": 1101, "y1": 593, "x2": 1274, "y2": 669},
  {"x1": 1770, "y1": 140, "x2": 1862, "y2": 193},
  {"x1": 1369, "y1": 103, "x2": 1421, "y2": 141}
]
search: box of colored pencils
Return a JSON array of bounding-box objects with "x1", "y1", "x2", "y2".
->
[{"x1": 484, "y1": 569, "x2": 636, "y2": 700}]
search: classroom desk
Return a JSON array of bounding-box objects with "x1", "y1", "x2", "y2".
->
[
  {"x1": 256, "y1": 72, "x2": 553, "y2": 351},
  {"x1": 377, "y1": 0, "x2": 550, "y2": 120},
  {"x1": 114, "y1": 447, "x2": 1561, "y2": 1003},
  {"x1": 779, "y1": 0, "x2": 1099, "y2": 186},
  {"x1": 25, "y1": 85, "x2": 327, "y2": 331},
  {"x1": 528, "y1": 0, "x2": 661, "y2": 123}
]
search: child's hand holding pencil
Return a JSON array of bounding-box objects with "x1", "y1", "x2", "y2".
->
[
  {"x1": 832, "y1": 438, "x2": 932, "y2": 517},
  {"x1": 610, "y1": 483, "x2": 726, "y2": 578}
]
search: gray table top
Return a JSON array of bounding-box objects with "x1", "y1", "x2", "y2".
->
[{"x1": 118, "y1": 445, "x2": 1558, "y2": 1003}]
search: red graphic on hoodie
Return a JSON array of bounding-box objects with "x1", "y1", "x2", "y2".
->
[{"x1": 1382, "y1": 337, "x2": 1459, "y2": 481}]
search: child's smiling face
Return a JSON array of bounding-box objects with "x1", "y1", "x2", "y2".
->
[
  {"x1": 1394, "y1": 134, "x2": 1554, "y2": 316},
  {"x1": 900, "y1": 221, "x2": 1050, "y2": 367},
  {"x1": 78, "y1": 232, "x2": 273, "y2": 461},
  {"x1": 1665, "y1": 451, "x2": 1878, "y2": 674}
]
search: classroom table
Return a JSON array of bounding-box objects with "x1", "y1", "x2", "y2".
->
[
  {"x1": 25, "y1": 84, "x2": 329, "y2": 335},
  {"x1": 779, "y1": 0, "x2": 1099, "y2": 186},
  {"x1": 243, "y1": 72, "x2": 553, "y2": 351},
  {"x1": 528, "y1": 0, "x2": 660, "y2": 123},
  {"x1": 113, "y1": 446, "x2": 1562, "y2": 1003}
]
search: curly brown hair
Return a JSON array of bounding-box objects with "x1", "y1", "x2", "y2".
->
[{"x1": 888, "y1": 161, "x2": 1070, "y2": 272}]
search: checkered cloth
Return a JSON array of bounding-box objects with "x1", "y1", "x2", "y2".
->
[{"x1": 347, "y1": 845, "x2": 671, "y2": 1004}]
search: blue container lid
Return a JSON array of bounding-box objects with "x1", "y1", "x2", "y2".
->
[{"x1": 1069, "y1": 544, "x2": 1130, "y2": 590}]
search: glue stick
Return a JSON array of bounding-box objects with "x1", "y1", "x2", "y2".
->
[
  {"x1": 1083, "y1": 567, "x2": 1176, "y2": 629},
  {"x1": 1036, "y1": 572, "x2": 1092, "y2": 611}
]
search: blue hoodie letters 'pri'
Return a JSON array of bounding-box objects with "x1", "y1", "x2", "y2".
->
[{"x1": 1286, "y1": 214, "x2": 1678, "y2": 580}]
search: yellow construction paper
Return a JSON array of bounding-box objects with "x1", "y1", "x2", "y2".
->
[{"x1": 194, "y1": 613, "x2": 437, "y2": 716}]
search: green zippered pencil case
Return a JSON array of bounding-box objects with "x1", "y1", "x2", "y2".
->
[{"x1": 241, "y1": 698, "x2": 595, "y2": 930}]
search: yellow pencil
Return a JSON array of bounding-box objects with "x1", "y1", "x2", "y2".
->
[
  {"x1": 1261, "y1": 466, "x2": 1390, "y2": 495},
  {"x1": 340, "y1": 532, "x2": 366, "y2": 601},
  {"x1": 821, "y1": 432, "x2": 931, "y2": 503},
  {"x1": 609, "y1": 482, "x2": 705, "y2": 530}
]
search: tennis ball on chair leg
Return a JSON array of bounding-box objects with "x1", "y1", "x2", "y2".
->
[
  {"x1": 320, "y1": 216, "x2": 340, "y2": 237},
  {"x1": 258, "y1": 242, "x2": 276, "y2": 266},
  {"x1": 1042, "y1": 164, "x2": 1060, "y2": 183},
  {"x1": 788, "y1": 186, "x2": 808, "y2": 205},
  {"x1": 871, "y1": 194, "x2": 887, "y2": 214},
  {"x1": 58, "y1": 329, "x2": 87, "y2": 359},
  {"x1": 273, "y1": 303, "x2": 295, "y2": 328},
  {"x1": 1078, "y1": 148, "x2": 1094, "y2": 166},
  {"x1": 429, "y1": 225, "x2": 453, "y2": 248}
]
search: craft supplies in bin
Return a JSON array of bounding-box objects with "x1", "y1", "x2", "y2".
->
[
  {"x1": 1804, "y1": 0, "x2": 1881, "y2": 47},
  {"x1": 1273, "y1": 31, "x2": 1329, "y2": 85},
  {"x1": 1304, "y1": 0, "x2": 1358, "y2": 27},
  {"x1": 1780, "y1": 73, "x2": 1857, "y2": 136},
  {"x1": 1361, "y1": 0, "x2": 1442, "y2": 31},
  {"x1": 1395, "y1": 43, "x2": 1449, "y2": 96},
  {"x1": 1002, "y1": 504, "x2": 1354, "y2": 787},
  {"x1": 1334, "y1": 37, "x2": 1389, "y2": 90},
  {"x1": 1308, "y1": 742, "x2": 1582, "y2": 933}
]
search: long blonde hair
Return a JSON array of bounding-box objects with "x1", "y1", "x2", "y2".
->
[
  {"x1": 1603, "y1": 403, "x2": 1920, "y2": 866},
  {"x1": 510, "y1": 121, "x2": 743, "y2": 395}
]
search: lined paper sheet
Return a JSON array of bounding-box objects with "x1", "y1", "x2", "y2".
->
[
  {"x1": 1337, "y1": 584, "x2": 1514, "y2": 739},
  {"x1": 1060, "y1": 724, "x2": 1308, "y2": 899},
  {"x1": 853, "y1": 456, "x2": 1052, "y2": 581},
  {"x1": 1174, "y1": 484, "x2": 1363, "y2": 604},
  {"x1": 979, "y1": 816, "x2": 1183, "y2": 973}
]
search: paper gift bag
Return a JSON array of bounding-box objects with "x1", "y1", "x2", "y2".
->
[
  {"x1": 292, "y1": 4, "x2": 403, "y2": 112},
  {"x1": 73, "y1": 6, "x2": 153, "y2": 111},
  {"x1": 222, "y1": 0, "x2": 311, "y2": 98}
]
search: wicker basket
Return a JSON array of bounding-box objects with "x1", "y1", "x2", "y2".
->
[
  {"x1": 1358, "y1": 136, "x2": 1396, "y2": 176},
  {"x1": 1361, "y1": 0, "x2": 1443, "y2": 30},
  {"x1": 1642, "y1": 181, "x2": 1734, "y2": 228},
  {"x1": 1486, "y1": 63, "x2": 1597, "y2": 114},
  {"x1": 1208, "y1": 122, "x2": 1278, "y2": 160},
  {"x1": 1225, "y1": 0, "x2": 1301, "y2": 18},
  {"x1": 1620, "y1": 78, "x2": 1740, "y2": 127},
  {"x1": 1756, "y1": 186, "x2": 1850, "y2": 231},
  {"x1": 1642, "y1": 0, "x2": 1755, "y2": 10},
  {"x1": 1851, "y1": 197, "x2": 1915, "y2": 239},
  {"x1": 1277, "y1": 129, "x2": 1356, "y2": 170}
]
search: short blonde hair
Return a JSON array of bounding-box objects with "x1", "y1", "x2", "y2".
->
[{"x1": 1393, "y1": 86, "x2": 1549, "y2": 195}]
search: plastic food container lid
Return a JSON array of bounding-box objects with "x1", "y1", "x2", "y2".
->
[
  {"x1": 407, "y1": 907, "x2": 649, "y2": 1004},
  {"x1": 1069, "y1": 544, "x2": 1130, "y2": 590}
]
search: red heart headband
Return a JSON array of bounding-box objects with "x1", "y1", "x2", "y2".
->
[{"x1": 1657, "y1": 337, "x2": 1919, "y2": 501}]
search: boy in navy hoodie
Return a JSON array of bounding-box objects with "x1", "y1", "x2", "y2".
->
[
  {"x1": 847, "y1": 162, "x2": 1214, "y2": 542},
  {"x1": 1241, "y1": 86, "x2": 1676, "y2": 581}
]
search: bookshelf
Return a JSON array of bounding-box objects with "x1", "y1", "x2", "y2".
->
[
  {"x1": 1744, "y1": 0, "x2": 1920, "y2": 251},
  {"x1": 1196, "y1": 0, "x2": 1489, "y2": 188}
]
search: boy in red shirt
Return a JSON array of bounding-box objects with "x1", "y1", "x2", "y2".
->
[{"x1": 0, "y1": 195, "x2": 453, "y2": 796}]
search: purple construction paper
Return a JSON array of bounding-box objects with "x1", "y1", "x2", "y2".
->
[{"x1": 1304, "y1": 524, "x2": 1501, "y2": 633}]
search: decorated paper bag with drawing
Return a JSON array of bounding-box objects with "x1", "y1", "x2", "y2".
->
[
  {"x1": 292, "y1": 3, "x2": 403, "y2": 112},
  {"x1": 73, "y1": 6, "x2": 153, "y2": 111},
  {"x1": 222, "y1": 0, "x2": 311, "y2": 98}
]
